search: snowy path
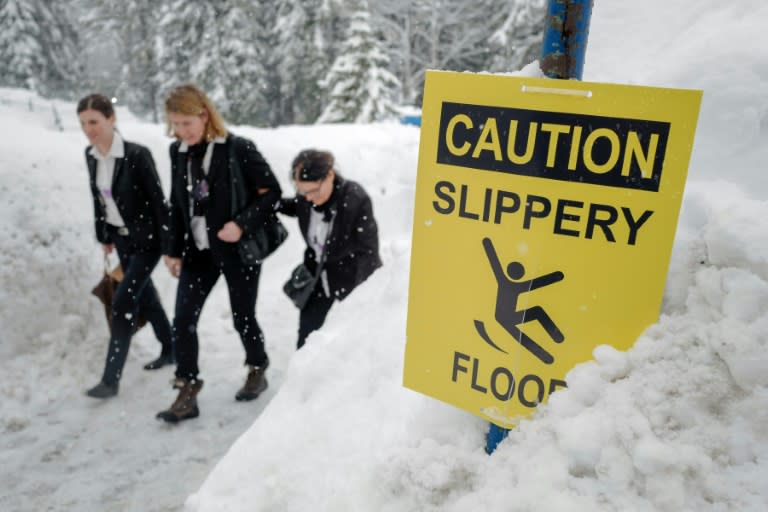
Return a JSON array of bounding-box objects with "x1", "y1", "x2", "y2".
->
[
  {"x1": 0, "y1": 266, "x2": 299, "y2": 512},
  {"x1": 0, "y1": 89, "x2": 418, "y2": 511}
]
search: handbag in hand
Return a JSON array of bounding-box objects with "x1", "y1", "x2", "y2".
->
[
  {"x1": 282, "y1": 263, "x2": 320, "y2": 309},
  {"x1": 91, "y1": 255, "x2": 147, "y2": 332},
  {"x1": 229, "y1": 138, "x2": 288, "y2": 265}
]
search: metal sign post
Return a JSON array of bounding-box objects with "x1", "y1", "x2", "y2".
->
[
  {"x1": 485, "y1": 0, "x2": 593, "y2": 454},
  {"x1": 540, "y1": 0, "x2": 593, "y2": 81}
]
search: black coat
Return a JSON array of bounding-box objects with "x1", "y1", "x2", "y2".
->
[
  {"x1": 279, "y1": 177, "x2": 382, "y2": 300},
  {"x1": 86, "y1": 140, "x2": 169, "y2": 252},
  {"x1": 166, "y1": 133, "x2": 281, "y2": 266}
]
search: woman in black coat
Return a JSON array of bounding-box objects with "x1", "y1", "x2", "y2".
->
[
  {"x1": 279, "y1": 149, "x2": 382, "y2": 349},
  {"x1": 78, "y1": 94, "x2": 173, "y2": 399},
  {"x1": 157, "y1": 84, "x2": 282, "y2": 423}
]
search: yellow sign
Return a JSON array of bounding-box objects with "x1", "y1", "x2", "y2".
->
[{"x1": 404, "y1": 71, "x2": 702, "y2": 428}]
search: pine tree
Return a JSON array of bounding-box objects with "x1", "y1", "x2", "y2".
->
[
  {"x1": 274, "y1": 0, "x2": 330, "y2": 124},
  {"x1": 156, "y1": 0, "x2": 210, "y2": 103},
  {"x1": 64, "y1": 0, "x2": 545, "y2": 124},
  {"x1": 155, "y1": 0, "x2": 271, "y2": 126},
  {"x1": 216, "y1": 1, "x2": 269, "y2": 126},
  {"x1": 36, "y1": 2, "x2": 82, "y2": 98},
  {"x1": 188, "y1": 2, "x2": 231, "y2": 115},
  {"x1": 254, "y1": 1, "x2": 284, "y2": 127},
  {"x1": 317, "y1": 1, "x2": 400, "y2": 123},
  {"x1": 0, "y1": 0, "x2": 42, "y2": 90},
  {"x1": 0, "y1": 0, "x2": 80, "y2": 98},
  {"x1": 117, "y1": 1, "x2": 161, "y2": 120}
]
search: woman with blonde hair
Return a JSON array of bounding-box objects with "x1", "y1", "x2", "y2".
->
[{"x1": 157, "y1": 84, "x2": 281, "y2": 423}]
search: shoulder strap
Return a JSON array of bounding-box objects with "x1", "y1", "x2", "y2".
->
[{"x1": 228, "y1": 136, "x2": 247, "y2": 216}]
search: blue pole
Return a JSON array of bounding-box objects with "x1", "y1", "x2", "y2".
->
[
  {"x1": 485, "y1": 423, "x2": 510, "y2": 454},
  {"x1": 485, "y1": 0, "x2": 593, "y2": 455},
  {"x1": 540, "y1": 0, "x2": 593, "y2": 80}
]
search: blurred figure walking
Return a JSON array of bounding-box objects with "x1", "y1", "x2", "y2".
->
[
  {"x1": 279, "y1": 149, "x2": 382, "y2": 349},
  {"x1": 79, "y1": 93, "x2": 174, "y2": 399},
  {"x1": 157, "y1": 84, "x2": 281, "y2": 422}
]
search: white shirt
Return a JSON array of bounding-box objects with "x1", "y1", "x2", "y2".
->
[
  {"x1": 307, "y1": 208, "x2": 331, "y2": 259},
  {"x1": 90, "y1": 131, "x2": 126, "y2": 227},
  {"x1": 308, "y1": 207, "x2": 333, "y2": 296},
  {"x1": 178, "y1": 137, "x2": 226, "y2": 250}
]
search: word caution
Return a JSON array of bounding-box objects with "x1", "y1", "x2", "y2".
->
[{"x1": 436, "y1": 102, "x2": 671, "y2": 192}]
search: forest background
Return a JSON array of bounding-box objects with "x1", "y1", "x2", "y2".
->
[{"x1": 0, "y1": 0, "x2": 545, "y2": 125}]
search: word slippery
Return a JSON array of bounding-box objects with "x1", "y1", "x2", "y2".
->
[{"x1": 432, "y1": 181, "x2": 653, "y2": 246}]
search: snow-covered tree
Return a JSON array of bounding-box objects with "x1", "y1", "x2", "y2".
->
[
  {"x1": 0, "y1": 0, "x2": 42, "y2": 91},
  {"x1": 487, "y1": 0, "x2": 546, "y2": 73},
  {"x1": 373, "y1": 2, "x2": 420, "y2": 107},
  {"x1": 202, "y1": 1, "x2": 272, "y2": 126},
  {"x1": 155, "y1": 0, "x2": 272, "y2": 126},
  {"x1": 35, "y1": 2, "x2": 83, "y2": 98},
  {"x1": 112, "y1": 1, "x2": 161, "y2": 121},
  {"x1": 79, "y1": 0, "x2": 165, "y2": 119},
  {"x1": 410, "y1": 0, "x2": 500, "y2": 74},
  {"x1": 0, "y1": 0, "x2": 81, "y2": 98},
  {"x1": 251, "y1": 1, "x2": 284, "y2": 127},
  {"x1": 274, "y1": 0, "x2": 332, "y2": 124},
  {"x1": 156, "y1": 0, "x2": 210, "y2": 102},
  {"x1": 374, "y1": 0, "x2": 505, "y2": 106},
  {"x1": 317, "y1": 1, "x2": 400, "y2": 123},
  {"x1": 1, "y1": 0, "x2": 547, "y2": 123},
  {"x1": 82, "y1": 0, "x2": 162, "y2": 120},
  {"x1": 188, "y1": 3, "x2": 233, "y2": 115}
]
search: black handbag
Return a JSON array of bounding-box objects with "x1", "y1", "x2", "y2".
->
[
  {"x1": 228, "y1": 137, "x2": 287, "y2": 264},
  {"x1": 237, "y1": 214, "x2": 288, "y2": 264},
  {"x1": 282, "y1": 263, "x2": 319, "y2": 309},
  {"x1": 283, "y1": 212, "x2": 336, "y2": 309}
]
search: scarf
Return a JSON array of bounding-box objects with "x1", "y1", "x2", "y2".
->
[{"x1": 188, "y1": 142, "x2": 209, "y2": 216}]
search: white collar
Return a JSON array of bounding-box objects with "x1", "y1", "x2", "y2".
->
[
  {"x1": 178, "y1": 135, "x2": 227, "y2": 153},
  {"x1": 89, "y1": 131, "x2": 125, "y2": 160}
]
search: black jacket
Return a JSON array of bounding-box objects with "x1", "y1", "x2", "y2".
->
[
  {"x1": 279, "y1": 177, "x2": 382, "y2": 300},
  {"x1": 166, "y1": 134, "x2": 281, "y2": 265},
  {"x1": 86, "y1": 140, "x2": 169, "y2": 252}
]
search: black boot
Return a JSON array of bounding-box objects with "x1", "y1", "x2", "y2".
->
[
  {"x1": 143, "y1": 351, "x2": 175, "y2": 371},
  {"x1": 85, "y1": 381, "x2": 118, "y2": 399},
  {"x1": 156, "y1": 378, "x2": 203, "y2": 423},
  {"x1": 235, "y1": 360, "x2": 269, "y2": 401}
]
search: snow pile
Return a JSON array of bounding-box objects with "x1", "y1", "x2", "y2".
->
[
  {"x1": 188, "y1": 1, "x2": 768, "y2": 511},
  {"x1": 1, "y1": 1, "x2": 767, "y2": 510}
]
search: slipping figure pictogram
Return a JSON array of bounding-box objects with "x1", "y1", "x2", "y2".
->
[{"x1": 474, "y1": 237, "x2": 565, "y2": 364}]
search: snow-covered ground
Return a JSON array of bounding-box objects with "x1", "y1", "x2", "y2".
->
[
  {"x1": 0, "y1": 89, "x2": 416, "y2": 511},
  {"x1": 1, "y1": 0, "x2": 767, "y2": 511}
]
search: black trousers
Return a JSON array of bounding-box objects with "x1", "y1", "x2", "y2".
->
[
  {"x1": 297, "y1": 280, "x2": 335, "y2": 349},
  {"x1": 100, "y1": 227, "x2": 172, "y2": 386},
  {"x1": 173, "y1": 248, "x2": 268, "y2": 380}
]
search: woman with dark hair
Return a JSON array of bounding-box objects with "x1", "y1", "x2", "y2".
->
[
  {"x1": 157, "y1": 84, "x2": 281, "y2": 423},
  {"x1": 279, "y1": 149, "x2": 382, "y2": 349},
  {"x1": 78, "y1": 93, "x2": 173, "y2": 399}
]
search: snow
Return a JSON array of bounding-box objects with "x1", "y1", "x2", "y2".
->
[{"x1": 1, "y1": 0, "x2": 767, "y2": 511}]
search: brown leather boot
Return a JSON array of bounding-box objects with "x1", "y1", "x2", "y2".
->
[
  {"x1": 235, "y1": 362, "x2": 268, "y2": 401},
  {"x1": 156, "y1": 378, "x2": 203, "y2": 423}
]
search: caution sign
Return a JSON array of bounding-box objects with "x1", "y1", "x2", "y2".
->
[{"x1": 404, "y1": 71, "x2": 701, "y2": 428}]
